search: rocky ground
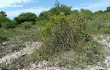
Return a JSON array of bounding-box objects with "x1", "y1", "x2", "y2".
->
[
  {"x1": 0, "y1": 42, "x2": 41, "y2": 69},
  {"x1": 1, "y1": 35, "x2": 110, "y2": 70},
  {"x1": 90, "y1": 35, "x2": 110, "y2": 70}
]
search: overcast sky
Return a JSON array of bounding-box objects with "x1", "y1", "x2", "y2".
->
[{"x1": 0, "y1": 0, "x2": 110, "y2": 19}]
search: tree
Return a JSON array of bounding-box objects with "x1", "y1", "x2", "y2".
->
[
  {"x1": 49, "y1": 1, "x2": 72, "y2": 15},
  {"x1": 14, "y1": 12, "x2": 37, "y2": 24},
  {"x1": 38, "y1": 1, "x2": 72, "y2": 21},
  {"x1": 50, "y1": 4, "x2": 72, "y2": 15},
  {"x1": 55, "y1": 0, "x2": 60, "y2": 7},
  {"x1": 0, "y1": 16, "x2": 10, "y2": 27},
  {"x1": 95, "y1": 10, "x2": 103, "y2": 14},
  {"x1": 0, "y1": 11, "x2": 7, "y2": 17},
  {"x1": 106, "y1": 6, "x2": 110, "y2": 12},
  {"x1": 0, "y1": 16, "x2": 8, "y2": 23}
]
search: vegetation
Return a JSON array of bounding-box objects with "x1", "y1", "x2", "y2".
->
[
  {"x1": 20, "y1": 22, "x2": 33, "y2": 29},
  {"x1": 14, "y1": 12, "x2": 37, "y2": 24},
  {"x1": 0, "y1": 1, "x2": 110, "y2": 69},
  {"x1": 32, "y1": 10, "x2": 105, "y2": 67}
]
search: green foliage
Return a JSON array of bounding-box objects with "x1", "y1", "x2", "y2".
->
[
  {"x1": 1, "y1": 21, "x2": 16, "y2": 29},
  {"x1": 20, "y1": 22, "x2": 32, "y2": 29},
  {"x1": 89, "y1": 12, "x2": 110, "y2": 34},
  {"x1": 106, "y1": 6, "x2": 110, "y2": 12},
  {"x1": 50, "y1": 4, "x2": 72, "y2": 15},
  {"x1": 85, "y1": 41, "x2": 105, "y2": 64},
  {"x1": 0, "y1": 30, "x2": 8, "y2": 44},
  {"x1": 38, "y1": 11, "x2": 53, "y2": 21},
  {"x1": 0, "y1": 11, "x2": 7, "y2": 17},
  {"x1": 80, "y1": 9, "x2": 93, "y2": 22},
  {"x1": 32, "y1": 14, "x2": 100, "y2": 62},
  {"x1": 94, "y1": 10, "x2": 104, "y2": 14},
  {"x1": 102, "y1": 26, "x2": 110, "y2": 34},
  {"x1": 31, "y1": 7, "x2": 106, "y2": 66},
  {"x1": 72, "y1": 10, "x2": 79, "y2": 14},
  {"x1": 38, "y1": 2, "x2": 71, "y2": 21},
  {"x1": 14, "y1": 12, "x2": 37, "y2": 24},
  {"x1": 0, "y1": 13, "x2": 10, "y2": 28},
  {"x1": 0, "y1": 16, "x2": 10, "y2": 24},
  {"x1": 0, "y1": 3, "x2": 109, "y2": 67}
]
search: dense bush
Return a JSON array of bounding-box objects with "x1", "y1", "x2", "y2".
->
[
  {"x1": 38, "y1": 11, "x2": 53, "y2": 21},
  {"x1": 0, "y1": 16, "x2": 10, "y2": 24},
  {"x1": 32, "y1": 14, "x2": 104, "y2": 63},
  {"x1": 14, "y1": 12, "x2": 37, "y2": 24},
  {"x1": 0, "y1": 13, "x2": 11, "y2": 28}
]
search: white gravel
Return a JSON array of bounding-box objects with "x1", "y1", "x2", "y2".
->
[{"x1": 0, "y1": 42, "x2": 41, "y2": 66}]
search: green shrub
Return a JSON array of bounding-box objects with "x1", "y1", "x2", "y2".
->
[
  {"x1": 0, "y1": 31, "x2": 8, "y2": 44},
  {"x1": 31, "y1": 14, "x2": 105, "y2": 66},
  {"x1": 101, "y1": 26, "x2": 110, "y2": 34},
  {"x1": 21, "y1": 22, "x2": 32, "y2": 29},
  {"x1": 2, "y1": 22, "x2": 16, "y2": 29},
  {"x1": 14, "y1": 12, "x2": 37, "y2": 24},
  {"x1": 32, "y1": 14, "x2": 91, "y2": 60},
  {"x1": 0, "y1": 16, "x2": 10, "y2": 24}
]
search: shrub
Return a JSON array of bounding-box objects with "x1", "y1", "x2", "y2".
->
[
  {"x1": 2, "y1": 22, "x2": 16, "y2": 29},
  {"x1": 14, "y1": 12, "x2": 37, "y2": 24},
  {"x1": 32, "y1": 14, "x2": 92, "y2": 60},
  {"x1": 0, "y1": 31, "x2": 8, "y2": 44},
  {"x1": 21, "y1": 22, "x2": 32, "y2": 29},
  {"x1": 0, "y1": 16, "x2": 10, "y2": 24},
  {"x1": 32, "y1": 14, "x2": 105, "y2": 66},
  {"x1": 102, "y1": 26, "x2": 110, "y2": 34}
]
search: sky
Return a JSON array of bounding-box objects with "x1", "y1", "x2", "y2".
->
[{"x1": 0, "y1": 0, "x2": 110, "y2": 19}]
